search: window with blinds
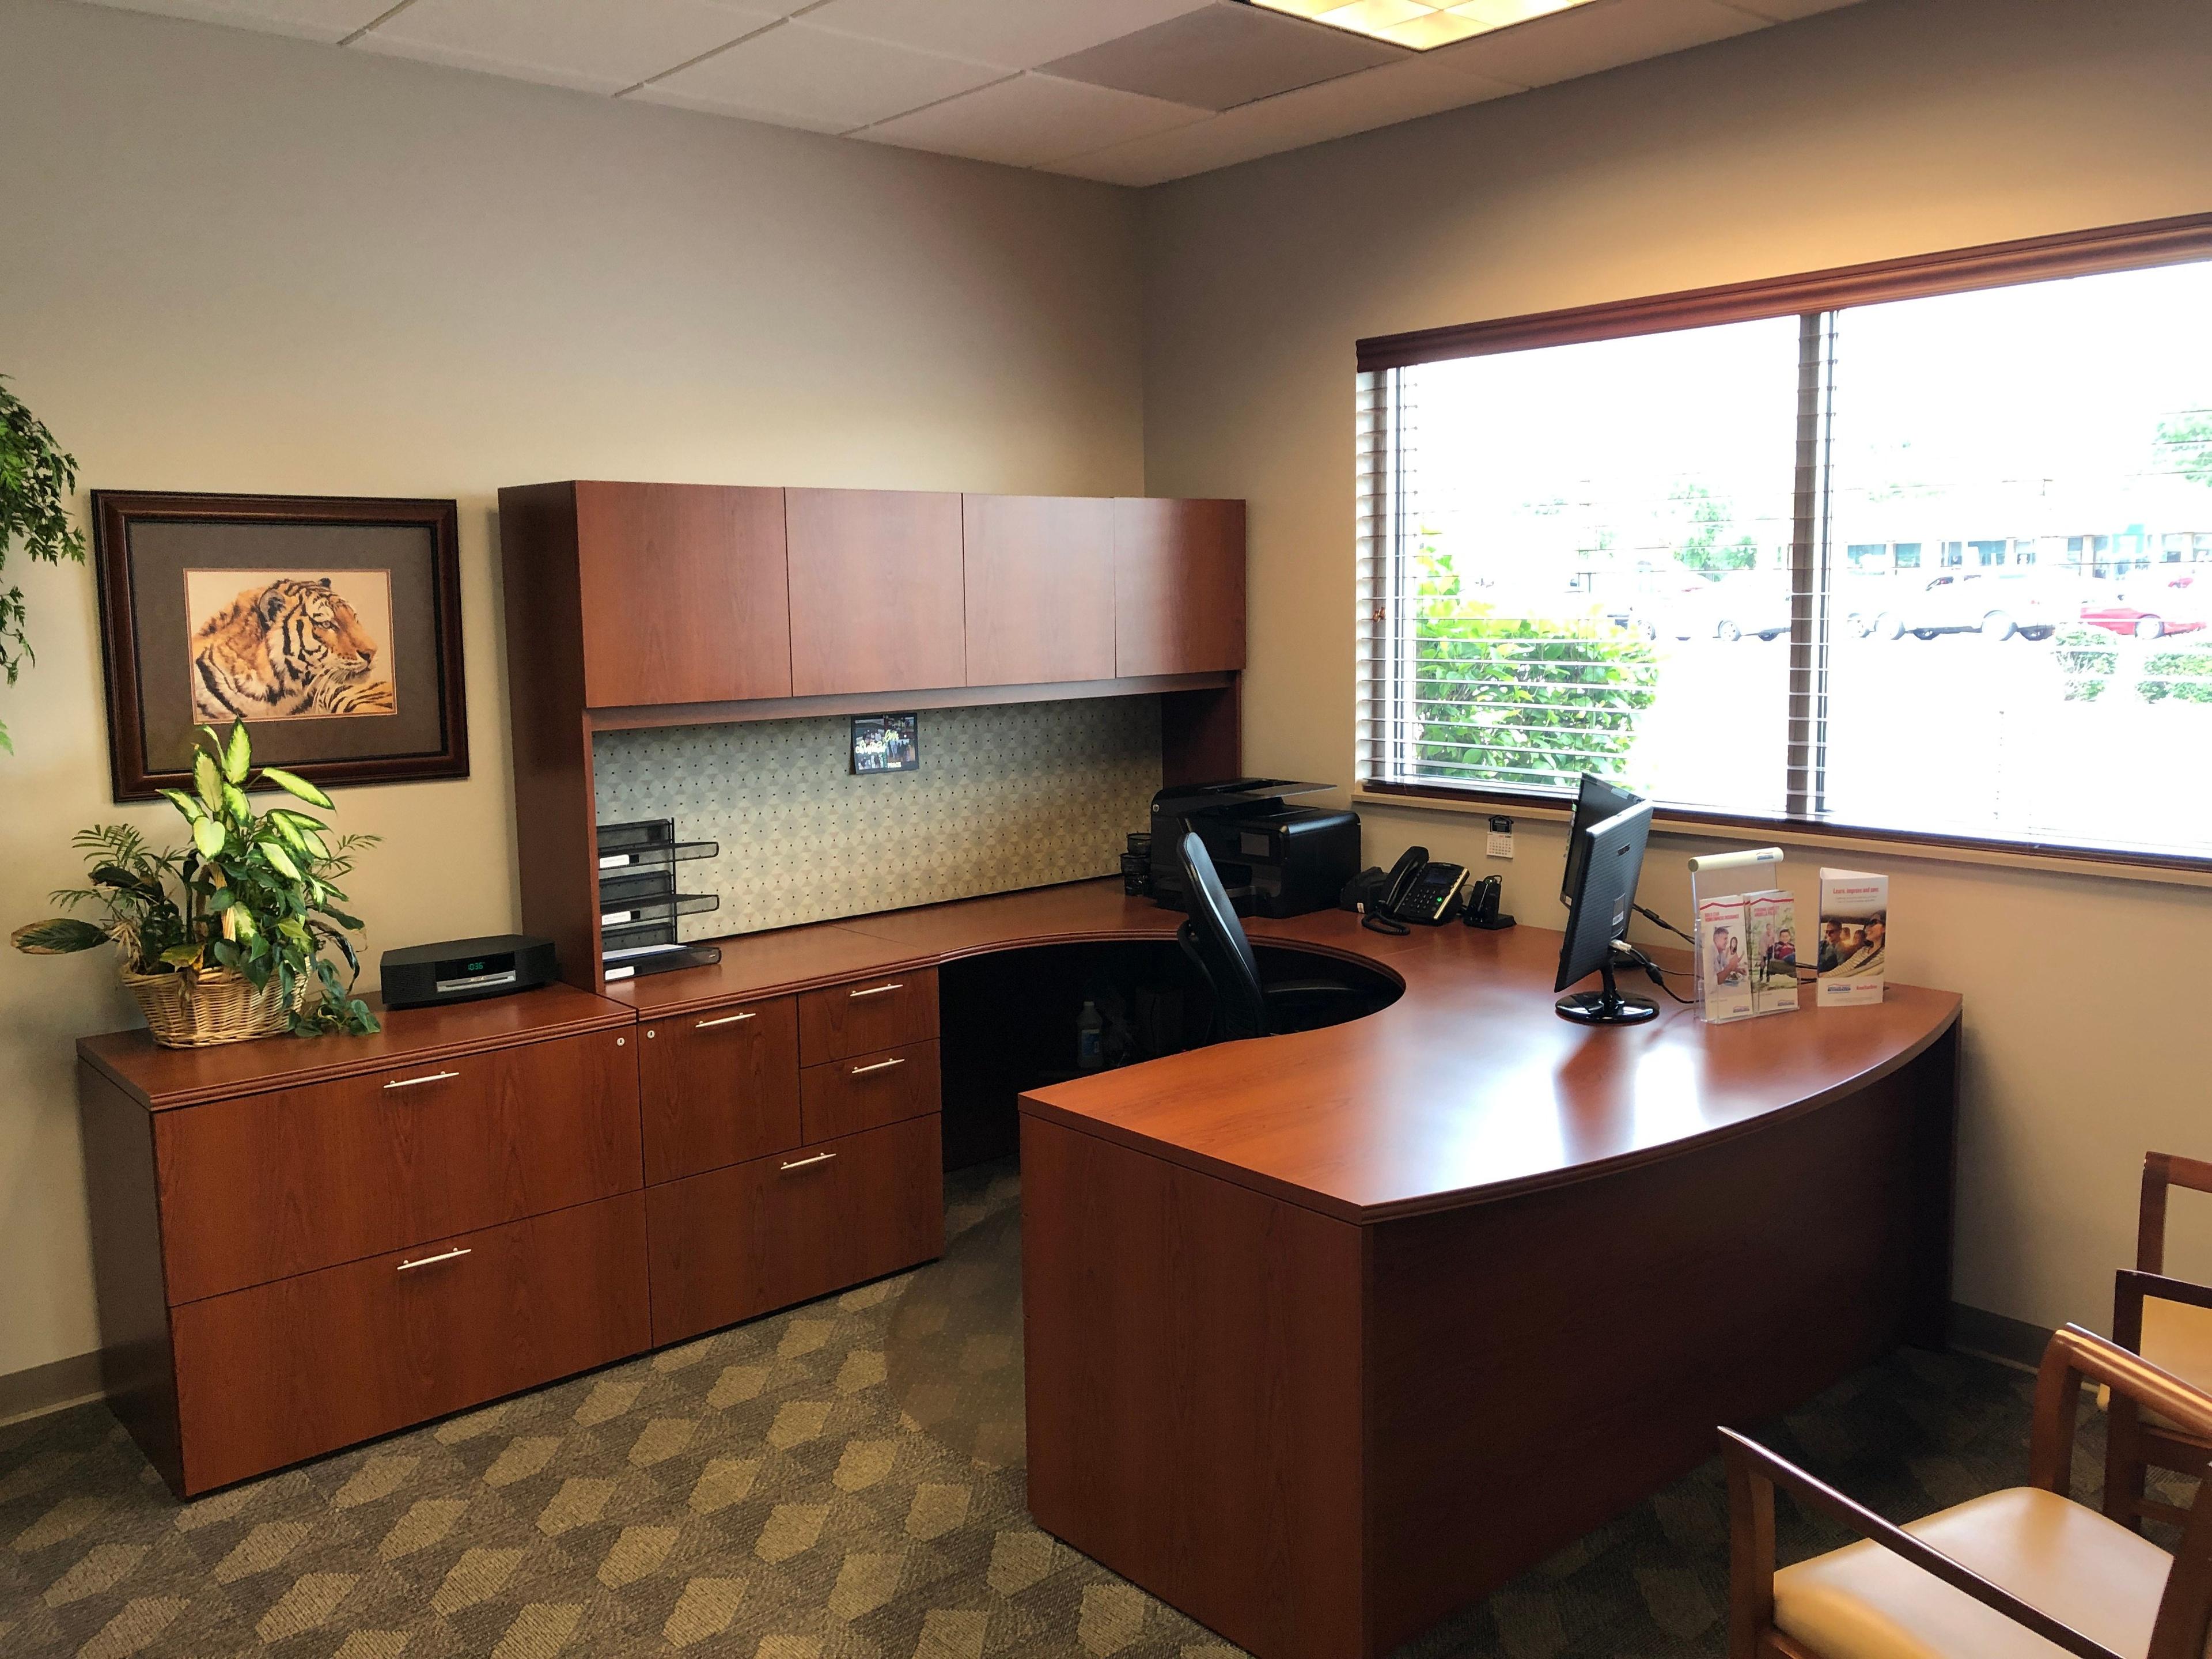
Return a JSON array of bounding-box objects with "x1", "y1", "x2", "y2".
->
[{"x1": 1355, "y1": 215, "x2": 2212, "y2": 868}]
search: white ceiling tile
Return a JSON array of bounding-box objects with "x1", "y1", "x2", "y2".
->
[
  {"x1": 627, "y1": 80, "x2": 854, "y2": 134},
  {"x1": 353, "y1": 0, "x2": 783, "y2": 97},
  {"x1": 1052, "y1": 55, "x2": 1513, "y2": 184},
  {"x1": 1431, "y1": 0, "x2": 1767, "y2": 87},
  {"x1": 71, "y1": 0, "x2": 393, "y2": 44},
  {"x1": 861, "y1": 73, "x2": 1211, "y2": 169},
  {"x1": 632, "y1": 19, "x2": 1007, "y2": 131},
  {"x1": 1044, "y1": 116, "x2": 1251, "y2": 187},
  {"x1": 1040, "y1": 3, "x2": 1402, "y2": 113},
  {"x1": 796, "y1": 0, "x2": 1216, "y2": 73}
]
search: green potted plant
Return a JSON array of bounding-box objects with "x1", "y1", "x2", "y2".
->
[
  {"x1": 0, "y1": 376, "x2": 89, "y2": 753},
  {"x1": 13, "y1": 721, "x2": 381, "y2": 1044}
]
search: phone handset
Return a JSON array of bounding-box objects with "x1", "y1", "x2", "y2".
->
[{"x1": 1361, "y1": 846, "x2": 1429, "y2": 934}]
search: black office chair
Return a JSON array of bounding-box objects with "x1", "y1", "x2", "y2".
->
[{"x1": 1175, "y1": 831, "x2": 1373, "y2": 1043}]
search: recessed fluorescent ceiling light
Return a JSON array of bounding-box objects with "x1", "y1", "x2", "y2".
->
[{"x1": 1245, "y1": 0, "x2": 1587, "y2": 51}]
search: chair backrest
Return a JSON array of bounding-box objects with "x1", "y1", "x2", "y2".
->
[
  {"x1": 2137, "y1": 1150, "x2": 2212, "y2": 1272},
  {"x1": 1175, "y1": 831, "x2": 1268, "y2": 1041}
]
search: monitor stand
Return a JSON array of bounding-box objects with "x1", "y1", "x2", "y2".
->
[{"x1": 1555, "y1": 959, "x2": 1660, "y2": 1026}]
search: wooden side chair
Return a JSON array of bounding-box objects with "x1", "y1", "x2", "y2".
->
[
  {"x1": 1723, "y1": 1324, "x2": 2212, "y2": 1659},
  {"x1": 2107, "y1": 1150, "x2": 2212, "y2": 1531}
]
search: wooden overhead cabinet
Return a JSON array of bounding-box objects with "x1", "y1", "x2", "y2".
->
[
  {"x1": 962, "y1": 494, "x2": 1116, "y2": 685},
  {"x1": 786, "y1": 488, "x2": 966, "y2": 696},
  {"x1": 1113, "y1": 498, "x2": 1247, "y2": 676},
  {"x1": 569, "y1": 482, "x2": 793, "y2": 708}
]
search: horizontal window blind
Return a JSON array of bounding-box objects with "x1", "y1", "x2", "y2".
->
[{"x1": 1354, "y1": 212, "x2": 2212, "y2": 870}]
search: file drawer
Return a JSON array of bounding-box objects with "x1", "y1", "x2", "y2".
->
[
  {"x1": 154, "y1": 1028, "x2": 643, "y2": 1305},
  {"x1": 169, "y1": 1190, "x2": 650, "y2": 1495},
  {"x1": 798, "y1": 968, "x2": 938, "y2": 1065},
  {"x1": 639, "y1": 995, "x2": 801, "y2": 1183},
  {"x1": 800, "y1": 1040, "x2": 940, "y2": 1143},
  {"x1": 645, "y1": 1114, "x2": 943, "y2": 1346}
]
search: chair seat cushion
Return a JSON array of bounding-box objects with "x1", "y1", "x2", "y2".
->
[
  {"x1": 2101, "y1": 1296, "x2": 2212, "y2": 1438},
  {"x1": 1771, "y1": 1487, "x2": 2175, "y2": 1659}
]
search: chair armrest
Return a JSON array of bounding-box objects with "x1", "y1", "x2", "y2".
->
[
  {"x1": 2037, "y1": 1322, "x2": 2212, "y2": 1458},
  {"x1": 1719, "y1": 1428, "x2": 2123, "y2": 1659}
]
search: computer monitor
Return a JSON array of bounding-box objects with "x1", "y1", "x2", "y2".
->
[
  {"x1": 1554, "y1": 798, "x2": 1658, "y2": 1026},
  {"x1": 1560, "y1": 773, "x2": 1641, "y2": 907}
]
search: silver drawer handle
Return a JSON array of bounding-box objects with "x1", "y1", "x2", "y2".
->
[
  {"x1": 382, "y1": 1070, "x2": 460, "y2": 1092},
  {"x1": 696, "y1": 1011, "x2": 757, "y2": 1029},
  {"x1": 779, "y1": 1152, "x2": 837, "y2": 1173},
  {"x1": 849, "y1": 1057, "x2": 905, "y2": 1077},
  {"x1": 397, "y1": 1247, "x2": 471, "y2": 1271},
  {"x1": 847, "y1": 983, "x2": 903, "y2": 999}
]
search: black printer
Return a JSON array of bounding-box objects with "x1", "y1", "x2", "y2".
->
[{"x1": 1146, "y1": 778, "x2": 1361, "y2": 918}]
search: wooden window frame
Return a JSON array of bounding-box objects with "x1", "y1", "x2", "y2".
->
[{"x1": 1354, "y1": 210, "x2": 2212, "y2": 878}]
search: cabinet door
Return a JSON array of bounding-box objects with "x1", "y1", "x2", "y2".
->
[
  {"x1": 800, "y1": 1040, "x2": 941, "y2": 1142},
  {"x1": 1113, "y1": 498, "x2": 1247, "y2": 676},
  {"x1": 154, "y1": 1029, "x2": 643, "y2": 1305},
  {"x1": 573, "y1": 482, "x2": 791, "y2": 707},
  {"x1": 171, "y1": 1192, "x2": 649, "y2": 1494},
  {"x1": 638, "y1": 997, "x2": 803, "y2": 1184},
  {"x1": 645, "y1": 1115, "x2": 944, "y2": 1346},
  {"x1": 797, "y1": 968, "x2": 939, "y2": 1065},
  {"x1": 963, "y1": 495, "x2": 1115, "y2": 685},
  {"x1": 786, "y1": 488, "x2": 965, "y2": 696}
]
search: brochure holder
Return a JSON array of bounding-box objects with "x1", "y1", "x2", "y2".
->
[{"x1": 1686, "y1": 846, "x2": 1792, "y2": 1022}]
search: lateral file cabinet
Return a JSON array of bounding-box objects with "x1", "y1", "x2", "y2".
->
[
  {"x1": 79, "y1": 973, "x2": 947, "y2": 1496},
  {"x1": 641, "y1": 968, "x2": 945, "y2": 1346}
]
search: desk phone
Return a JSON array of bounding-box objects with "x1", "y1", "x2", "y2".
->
[{"x1": 1379, "y1": 846, "x2": 1468, "y2": 926}]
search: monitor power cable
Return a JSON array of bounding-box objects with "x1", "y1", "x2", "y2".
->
[
  {"x1": 1611, "y1": 941, "x2": 1697, "y2": 1005},
  {"x1": 1633, "y1": 904, "x2": 1694, "y2": 945}
]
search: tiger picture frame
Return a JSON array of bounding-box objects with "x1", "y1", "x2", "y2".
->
[{"x1": 92, "y1": 491, "x2": 467, "y2": 801}]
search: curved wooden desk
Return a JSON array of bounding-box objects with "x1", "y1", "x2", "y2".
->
[{"x1": 623, "y1": 878, "x2": 1960, "y2": 1659}]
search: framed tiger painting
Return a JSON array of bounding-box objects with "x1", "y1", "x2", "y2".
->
[{"x1": 92, "y1": 491, "x2": 467, "y2": 800}]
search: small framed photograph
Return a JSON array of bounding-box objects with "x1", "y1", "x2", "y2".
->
[
  {"x1": 91, "y1": 491, "x2": 467, "y2": 800},
  {"x1": 850, "y1": 713, "x2": 918, "y2": 775}
]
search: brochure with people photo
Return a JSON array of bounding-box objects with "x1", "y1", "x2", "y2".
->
[
  {"x1": 1817, "y1": 869, "x2": 1889, "y2": 1007},
  {"x1": 1698, "y1": 895, "x2": 1756, "y2": 1024},
  {"x1": 1745, "y1": 891, "x2": 1800, "y2": 1016}
]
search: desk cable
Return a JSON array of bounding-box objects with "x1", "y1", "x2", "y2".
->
[{"x1": 1611, "y1": 941, "x2": 1697, "y2": 1005}]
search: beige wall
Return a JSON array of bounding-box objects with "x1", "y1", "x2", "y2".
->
[
  {"x1": 1139, "y1": 0, "x2": 2212, "y2": 1338},
  {"x1": 0, "y1": 0, "x2": 1143, "y2": 1379}
]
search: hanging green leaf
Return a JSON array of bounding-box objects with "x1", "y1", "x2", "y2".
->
[
  {"x1": 158, "y1": 787, "x2": 206, "y2": 823},
  {"x1": 223, "y1": 783, "x2": 252, "y2": 823},
  {"x1": 263, "y1": 840, "x2": 300, "y2": 881},
  {"x1": 10, "y1": 917, "x2": 109, "y2": 954},
  {"x1": 191, "y1": 816, "x2": 225, "y2": 859},
  {"x1": 194, "y1": 749, "x2": 221, "y2": 812},
  {"x1": 222, "y1": 720, "x2": 251, "y2": 784},
  {"x1": 160, "y1": 944, "x2": 204, "y2": 969},
  {"x1": 0, "y1": 378, "x2": 90, "y2": 757},
  {"x1": 257, "y1": 766, "x2": 334, "y2": 809}
]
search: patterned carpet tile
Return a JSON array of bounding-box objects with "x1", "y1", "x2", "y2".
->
[{"x1": 0, "y1": 1164, "x2": 2157, "y2": 1658}]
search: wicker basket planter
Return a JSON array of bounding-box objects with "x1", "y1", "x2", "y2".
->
[{"x1": 122, "y1": 965, "x2": 300, "y2": 1048}]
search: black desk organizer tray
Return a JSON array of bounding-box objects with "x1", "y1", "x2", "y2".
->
[{"x1": 596, "y1": 819, "x2": 723, "y2": 979}]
